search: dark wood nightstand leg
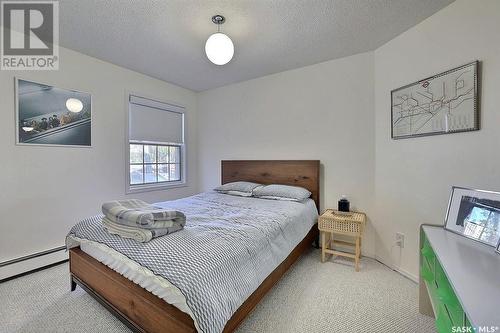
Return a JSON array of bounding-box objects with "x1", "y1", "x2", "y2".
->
[{"x1": 70, "y1": 275, "x2": 77, "y2": 291}]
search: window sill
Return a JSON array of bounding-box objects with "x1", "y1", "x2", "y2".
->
[{"x1": 126, "y1": 182, "x2": 188, "y2": 194}]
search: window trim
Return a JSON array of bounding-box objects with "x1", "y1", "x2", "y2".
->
[{"x1": 125, "y1": 92, "x2": 187, "y2": 194}]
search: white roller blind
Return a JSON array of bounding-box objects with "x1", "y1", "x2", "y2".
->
[{"x1": 129, "y1": 95, "x2": 184, "y2": 144}]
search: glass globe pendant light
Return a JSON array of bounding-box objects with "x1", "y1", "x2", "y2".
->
[{"x1": 205, "y1": 15, "x2": 234, "y2": 65}]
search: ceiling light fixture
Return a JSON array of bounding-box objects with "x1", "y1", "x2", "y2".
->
[
  {"x1": 205, "y1": 15, "x2": 234, "y2": 65},
  {"x1": 66, "y1": 98, "x2": 83, "y2": 113}
]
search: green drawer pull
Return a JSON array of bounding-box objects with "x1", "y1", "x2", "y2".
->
[
  {"x1": 435, "y1": 305, "x2": 453, "y2": 333},
  {"x1": 435, "y1": 272, "x2": 461, "y2": 308},
  {"x1": 422, "y1": 255, "x2": 433, "y2": 273},
  {"x1": 421, "y1": 245, "x2": 435, "y2": 258},
  {"x1": 434, "y1": 261, "x2": 446, "y2": 276},
  {"x1": 436, "y1": 273, "x2": 450, "y2": 286},
  {"x1": 437, "y1": 286, "x2": 460, "y2": 307},
  {"x1": 435, "y1": 316, "x2": 452, "y2": 333},
  {"x1": 465, "y1": 318, "x2": 475, "y2": 333},
  {"x1": 421, "y1": 267, "x2": 434, "y2": 282}
]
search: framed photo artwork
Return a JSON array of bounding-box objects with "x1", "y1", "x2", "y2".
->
[
  {"x1": 391, "y1": 61, "x2": 479, "y2": 139},
  {"x1": 445, "y1": 186, "x2": 500, "y2": 247},
  {"x1": 15, "y1": 78, "x2": 92, "y2": 147}
]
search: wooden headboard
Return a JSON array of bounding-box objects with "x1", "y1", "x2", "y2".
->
[{"x1": 221, "y1": 160, "x2": 320, "y2": 210}]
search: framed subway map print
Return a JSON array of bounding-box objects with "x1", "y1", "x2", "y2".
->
[{"x1": 391, "y1": 61, "x2": 479, "y2": 139}]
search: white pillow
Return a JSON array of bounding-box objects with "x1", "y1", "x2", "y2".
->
[
  {"x1": 214, "y1": 181, "x2": 262, "y2": 194},
  {"x1": 256, "y1": 195, "x2": 300, "y2": 202},
  {"x1": 225, "y1": 190, "x2": 253, "y2": 197},
  {"x1": 253, "y1": 184, "x2": 311, "y2": 201}
]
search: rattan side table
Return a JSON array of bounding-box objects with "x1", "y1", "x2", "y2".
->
[{"x1": 318, "y1": 209, "x2": 366, "y2": 271}]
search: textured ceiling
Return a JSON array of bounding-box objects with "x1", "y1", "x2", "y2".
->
[{"x1": 58, "y1": 0, "x2": 455, "y2": 91}]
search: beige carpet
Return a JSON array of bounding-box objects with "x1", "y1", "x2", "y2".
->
[{"x1": 0, "y1": 249, "x2": 435, "y2": 333}]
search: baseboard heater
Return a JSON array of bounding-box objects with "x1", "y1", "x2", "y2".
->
[{"x1": 0, "y1": 246, "x2": 68, "y2": 282}]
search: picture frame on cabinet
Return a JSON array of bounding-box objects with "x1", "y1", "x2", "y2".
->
[{"x1": 445, "y1": 186, "x2": 500, "y2": 247}]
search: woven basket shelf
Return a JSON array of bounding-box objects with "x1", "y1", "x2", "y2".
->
[{"x1": 318, "y1": 209, "x2": 366, "y2": 236}]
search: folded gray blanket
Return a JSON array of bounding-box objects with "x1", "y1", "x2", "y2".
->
[
  {"x1": 102, "y1": 217, "x2": 183, "y2": 242},
  {"x1": 102, "y1": 199, "x2": 186, "y2": 228}
]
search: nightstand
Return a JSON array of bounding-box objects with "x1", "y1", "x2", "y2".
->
[{"x1": 318, "y1": 209, "x2": 366, "y2": 271}]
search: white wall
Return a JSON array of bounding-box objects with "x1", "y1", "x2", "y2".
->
[
  {"x1": 373, "y1": 0, "x2": 500, "y2": 278},
  {"x1": 0, "y1": 46, "x2": 198, "y2": 266},
  {"x1": 197, "y1": 52, "x2": 376, "y2": 257},
  {"x1": 197, "y1": 0, "x2": 500, "y2": 278},
  {"x1": 4, "y1": 0, "x2": 498, "y2": 282}
]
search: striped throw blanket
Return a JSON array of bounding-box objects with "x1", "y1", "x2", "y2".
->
[
  {"x1": 102, "y1": 199, "x2": 186, "y2": 229},
  {"x1": 102, "y1": 217, "x2": 184, "y2": 243}
]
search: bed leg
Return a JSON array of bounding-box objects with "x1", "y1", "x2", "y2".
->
[
  {"x1": 313, "y1": 234, "x2": 320, "y2": 249},
  {"x1": 70, "y1": 276, "x2": 77, "y2": 291}
]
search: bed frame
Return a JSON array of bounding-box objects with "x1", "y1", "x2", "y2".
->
[{"x1": 69, "y1": 160, "x2": 320, "y2": 333}]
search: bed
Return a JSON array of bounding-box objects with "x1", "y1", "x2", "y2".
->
[{"x1": 67, "y1": 160, "x2": 320, "y2": 333}]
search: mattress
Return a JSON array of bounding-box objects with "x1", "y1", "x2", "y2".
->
[
  {"x1": 67, "y1": 192, "x2": 318, "y2": 333},
  {"x1": 73, "y1": 237, "x2": 199, "y2": 327}
]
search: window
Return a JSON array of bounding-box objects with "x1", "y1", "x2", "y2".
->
[
  {"x1": 127, "y1": 94, "x2": 185, "y2": 192},
  {"x1": 129, "y1": 143, "x2": 182, "y2": 185}
]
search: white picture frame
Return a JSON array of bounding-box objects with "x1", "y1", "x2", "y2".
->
[{"x1": 445, "y1": 186, "x2": 500, "y2": 247}]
